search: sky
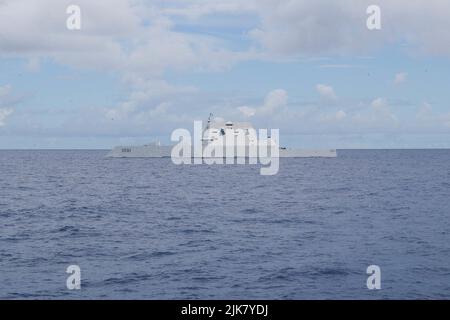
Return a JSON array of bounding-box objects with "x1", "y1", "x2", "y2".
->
[{"x1": 1, "y1": 0, "x2": 450, "y2": 149}]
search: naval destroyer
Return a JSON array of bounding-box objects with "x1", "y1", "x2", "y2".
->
[{"x1": 106, "y1": 114, "x2": 337, "y2": 158}]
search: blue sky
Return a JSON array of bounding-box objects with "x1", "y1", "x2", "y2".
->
[{"x1": 1, "y1": 0, "x2": 450, "y2": 148}]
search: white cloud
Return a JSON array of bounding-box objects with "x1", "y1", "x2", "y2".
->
[
  {"x1": 104, "y1": 79, "x2": 198, "y2": 124},
  {"x1": 317, "y1": 109, "x2": 347, "y2": 124},
  {"x1": 248, "y1": 0, "x2": 450, "y2": 57},
  {"x1": 237, "y1": 89, "x2": 288, "y2": 117},
  {"x1": 0, "y1": 85, "x2": 16, "y2": 127},
  {"x1": 371, "y1": 98, "x2": 396, "y2": 122},
  {"x1": 0, "y1": 0, "x2": 253, "y2": 73},
  {"x1": 259, "y1": 93, "x2": 403, "y2": 134},
  {"x1": 319, "y1": 64, "x2": 361, "y2": 69},
  {"x1": 0, "y1": 85, "x2": 12, "y2": 98},
  {"x1": 0, "y1": 0, "x2": 259, "y2": 133},
  {"x1": 260, "y1": 89, "x2": 288, "y2": 114},
  {"x1": 160, "y1": 1, "x2": 256, "y2": 19},
  {"x1": 416, "y1": 102, "x2": 433, "y2": 121},
  {"x1": 416, "y1": 102, "x2": 450, "y2": 129},
  {"x1": 0, "y1": 0, "x2": 254, "y2": 128},
  {"x1": 25, "y1": 57, "x2": 41, "y2": 72},
  {"x1": 1, "y1": 0, "x2": 450, "y2": 143},
  {"x1": 237, "y1": 106, "x2": 256, "y2": 117},
  {"x1": 371, "y1": 98, "x2": 388, "y2": 110},
  {"x1": 3, "y1": 0, "x2": 449, "y2": 78},
  {"x1": 349, "y1": 97, "x2": 398, "y2": 127},
  {"x1": 316, "y1": 84, "x2": 337, "y2": 100},
  {"x1": 394, "y1": 72, "x2": 407, "y2": 85},
  {"x1": 0, "y1": 108, "x2": 14, "y2": 126},
  {"x1": 336, "y1": 110, "x2": 347, "y2": 120}
]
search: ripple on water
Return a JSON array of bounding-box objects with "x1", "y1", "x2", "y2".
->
[{"x1": 1, "y1": 150, "x2": 450, "y2": 299}]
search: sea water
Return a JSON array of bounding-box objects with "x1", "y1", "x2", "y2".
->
[{"x1": 0, "y1": 149, "x2": 449, "y2": 299}]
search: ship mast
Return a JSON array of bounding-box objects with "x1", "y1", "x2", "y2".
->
[{"x1": 206, "y1": 113, "x2": 213, "y2": 131}]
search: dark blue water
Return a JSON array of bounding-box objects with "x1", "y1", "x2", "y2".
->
[{"x1": 0, "y1": 150, "x2": 449, "y2": 299}]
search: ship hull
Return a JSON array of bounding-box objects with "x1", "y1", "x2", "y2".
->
[{"x1": 106, "y1": 145, "x2": 337, "y2": 158}]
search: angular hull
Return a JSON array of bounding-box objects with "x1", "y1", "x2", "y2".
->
[{"x1": 106, "y1": 145, "x2": 337, "y2": 158}]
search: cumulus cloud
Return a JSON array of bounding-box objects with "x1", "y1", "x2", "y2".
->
[
  {"x1": 237, "y1": 106, "x2": 256, "y2": 117},
  {"x1": 233, "y1": 89, "x2": 403, "y2": 135},
  {"x1": 3, "y1": 0, "x2": 449, "y2": 76},
  {"x1": 25, "y1": 57, "x2": 41, "y2": 72},
  {"x1": 1, "y1": 0, "x2": 450, "y2": 144},
  {"x1": 416, "y1": 102, "x2": 450, "y2": 129},
  {"x1": 394, "y1": 72, "x2": 407, "y2": 85},
  {"x1": 339, "y1": 97, "x2": 398, "y2": 131},
  {"x1": 0, "y1": 85, "x2": 15, "y2": 126},
  {"x1": 371, "y1": 98, "x2": 396, "y2": 121},
  {"x1": 0, "y1": 108, "x2": 14, "y2": 126},
  {"x1": 316, "y1": 109, "x2": 347, "y2": 124},
  {"x1": 158, "y1": 0, "x2": 450, "y2": 58},
  {"x1": 0, "y1": 0, "x2": 253, "y2": 73},
  {"x1": 252, "y1": 91, "x2": 406, "y2": 134},
  {"x1": 104, "y1": 79, "x2": 197, "y2": 122},
  {"x1": 0, "y1": 0, "x2": 266, "y2": 136},
  {"x1": 248, "y1": 0, "x2": 450, "y2": 57},
  {"x1": 336, "y1": 110, "x2": 347, "y2": 120},
  {"x1": 237, "y1": 89, "x2": 287, "y2": 117},
  {"x1": 160, "y1": 0, "x2": 256, "y2": 19},
  {"x1": 316, "y1": 84, "x2": 337, "y2": 100},
  {"x1": 159, "y1": 0, "x2": 450, "y2": 61},
  {"x1": 0, "y1": 0, "x2": 255, "y2": 127},
  {"x1": 0, "y1": 85, "x2": 12, "y2": 98},
  {"x1": 260, "y1": 89, "x2": 288, "y2": 114},
  {"x1": 416, "y1": 102, "x2": 433, "y2": 120}
]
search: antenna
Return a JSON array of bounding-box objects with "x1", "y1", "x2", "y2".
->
[{"x1": 206, "y1": 113, "x2": 213, "y2": 130}]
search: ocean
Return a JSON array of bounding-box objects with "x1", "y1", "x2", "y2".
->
[{"x1": 0, "y1": 149, "x2": 449, "y2": 299}]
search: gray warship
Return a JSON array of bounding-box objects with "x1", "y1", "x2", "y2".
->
[{"x1": 106, "y1": 114, "x2": 337, "y2": 158}]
